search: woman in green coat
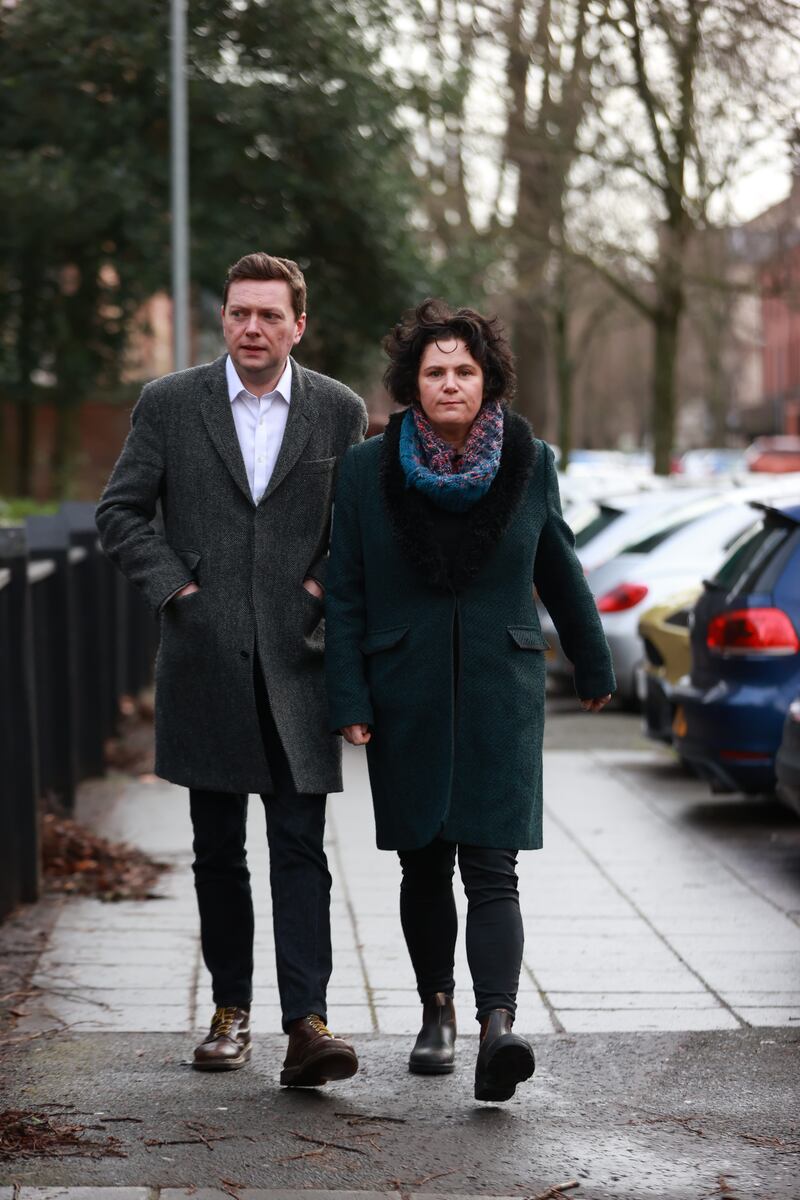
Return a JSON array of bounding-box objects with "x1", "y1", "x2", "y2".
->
[{"x1": 325, "y1": 299, "x2": 615, "y2": 1102}]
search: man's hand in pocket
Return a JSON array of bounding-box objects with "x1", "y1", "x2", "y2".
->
[{"x1": 174, "y1": 582, "x2": 200, "y2": 601}]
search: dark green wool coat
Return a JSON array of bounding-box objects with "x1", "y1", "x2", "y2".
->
[{"x1": 325, "y1": 409, "x2": 616, "y2": 851}]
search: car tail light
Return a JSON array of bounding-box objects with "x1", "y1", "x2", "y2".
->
[
  {"x1": 706, "y1": 608, "x2": 799, "y2": 656},
  {"x1": 720, "y1": 749, "x2": 772, "y2": 762},
  {"x1": 597, "y1": 583, "x2": 649, "y2": 613}
]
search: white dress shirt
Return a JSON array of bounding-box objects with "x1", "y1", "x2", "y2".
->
[{"x1": 226, "y1": 354, "x2": 292, "y2": 503}]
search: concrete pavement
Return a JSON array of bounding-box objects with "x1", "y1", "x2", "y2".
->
[
  {"x1": 16, "y1": 741, "x2": 800, "y2": 1039},
  {"x1": 2, "y1": 711, "x2": 800, "y2": 1198}
]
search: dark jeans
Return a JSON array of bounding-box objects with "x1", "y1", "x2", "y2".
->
[
  {"x1": 397, "y1": 839, "x2": 523, "y2": 1022},
  {"x1": 190, "y1": 659, "x2": 331, "y2": 1032}
]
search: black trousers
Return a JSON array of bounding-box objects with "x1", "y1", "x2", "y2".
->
[
  {"x1": 397, "y1": 839, "x2": 523, "y2": 1022},
  {"x1": 189, "y1": 660, "x2": 331, "y2": 1032}
]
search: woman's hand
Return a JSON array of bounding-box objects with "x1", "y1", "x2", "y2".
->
[
  {"x1": 341, "y1": 723, "x2": 372, "y2": 745},
  {"x1": 580, "y1": 694, "x2": 612, "y2": 713}
]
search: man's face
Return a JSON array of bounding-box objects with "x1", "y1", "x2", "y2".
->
[{"x1": 221, "y1": 279, "x2": 306, "y2": 386}]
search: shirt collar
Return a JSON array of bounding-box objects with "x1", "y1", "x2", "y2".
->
[{"x1": 226, "y1": 354, "x2": 292, "y2": 405}]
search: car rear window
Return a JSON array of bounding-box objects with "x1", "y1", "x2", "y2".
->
[
  {"x1": 574, "y1": 505, "x2": 623, "y2": 548},
  {"x1": 620, "y1": 496, "x2": 729, "y2": 555},
  {"x1": 623, "y1": 516, "x2": 696, "y2": 554},
  {"x1": 712, "y1": 519, "x2": 800, "y2": 595}
]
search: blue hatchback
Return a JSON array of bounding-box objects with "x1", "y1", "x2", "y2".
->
[{"x1": 672, "y1": 501, "x2": 800, "y2": 794}]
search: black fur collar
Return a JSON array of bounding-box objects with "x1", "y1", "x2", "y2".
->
[{"x1": 379, "y1": 406, "x2": 538, "y2": 592}]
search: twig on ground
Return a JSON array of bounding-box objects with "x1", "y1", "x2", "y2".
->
[
  {"x1": 99, "y1": 1116, "x2": 144, "y2": 1124},
  {"x1": 528, "y1": 1182, "x2": 581, "y2": 1200},
  {"x1": 412, "y1": 1168, "x2": 461, "y2": 1187},
  {"x1": 274, "y1": 1145, "x2": 327, "y2": 1163},
  {"x1": 344, "y1": 1129, "x2": 384, "y2": 1152},
  {"x1": 388, "y1": 1161, "x2": 462, "y2": 1190},
  {"x1": 184, "y1": 1120, "x2": 215, "y2": 1152},
  {"x1": 143, "y1": 1133, "x2": 249, "y2": 1150},
  {"x1": 628, "y1": 1113, "x2": 707, "y2": 1138},
  {"x1": 219, "y1": 1178, "x2": 244, "y2": 1199},
  {"x1": 334, "y1": 1110, "x2": 407, "y2": 1125},
  {"x1": 701, "y1": 1175, "x2": 740, "y2": 1199},
  {"x1": 0, "y1": 1029, "x2": 55, "y2": 1050},
  {"x1": 289, "y1": 1129, "x2": 369, "y2": 1156},
  {"x1": 739, "y1": 1131, "x2": 800, "y2": 1153}
]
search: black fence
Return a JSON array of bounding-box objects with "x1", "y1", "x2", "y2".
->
[{"x1": 0, "y1": 503, "x2": 157, "y2": 922}]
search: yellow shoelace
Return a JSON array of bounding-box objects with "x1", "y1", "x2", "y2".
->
[
  {"x1": 210, "y1": 1006, "x2": 239, "y2": 1038},
  {"x1": 307, "y1": 1014, "x2": 332, "y2": 1037}
]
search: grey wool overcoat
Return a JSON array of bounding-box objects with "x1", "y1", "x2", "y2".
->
[
  {"x1": 96, "y1": 354, "x2": 367, "y2": 794},
  {"x1": 324, "y1": 409, "x2": 616, "y2": 851}
]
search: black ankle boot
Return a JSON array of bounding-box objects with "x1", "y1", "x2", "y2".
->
[
  {"x1": 408, "y1": 992, "x2": 456, "y2": 1075},
  {"x1": 474, "y1": 1008, "x2": 534, "y2": 1101}
]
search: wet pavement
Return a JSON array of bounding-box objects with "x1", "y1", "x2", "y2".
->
[{"x1": 2, "y1": 700, "x2": 799, "y2": 1198}]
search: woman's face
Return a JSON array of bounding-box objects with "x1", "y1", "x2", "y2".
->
[{"x1": 416, "y1": 338, "x2": 484, "y2": 438}]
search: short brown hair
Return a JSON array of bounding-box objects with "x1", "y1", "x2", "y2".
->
[
  {"x1": 223, "y1": 253, "x2": 307, "y2": 317},
  {"x1": 382, "y1": 298, "x2": 516, "y2": 408}
]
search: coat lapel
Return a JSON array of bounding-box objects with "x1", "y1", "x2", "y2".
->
[
  {"x1": 380, "y1": 407, "x2": 538, "y2": 591},
  {"x1": 261, "y1": 358, "x2": 318, "y2": 504},
  {"x1": 200, "y1": 355, "x2": 254, "y2": 505}
]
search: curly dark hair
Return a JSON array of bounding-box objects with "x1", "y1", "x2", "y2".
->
[{"x1": 382, "y1": 298, "x2": 516, "y2": 408}]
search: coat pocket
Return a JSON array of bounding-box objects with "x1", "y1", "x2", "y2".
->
[
  {"x1": 296, "y1": 457, "x2": 336, "y2": 473},
  {"x1": 174, "y1": 547, "x2": 201, "y2": 572},
  {"x1": 507, "y1": 625, "x2": 550, "y2": 651},
  {"x1": 360, "y1": 626, "x2": 410, "y2": 655}
]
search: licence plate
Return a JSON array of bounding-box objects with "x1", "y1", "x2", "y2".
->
[{"x1": 672, "y1": 705, "x2": 688, "y2": 738}]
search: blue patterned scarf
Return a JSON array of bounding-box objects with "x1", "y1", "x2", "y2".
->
[{"x1": 398, "y1": 401, "x2": 504, "y2": 512}]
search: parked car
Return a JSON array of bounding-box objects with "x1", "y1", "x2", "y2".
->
[
  {"x1": 776, "y1": 696, "x2": 800, "y2": 817},
  {"x1": 637, "y1": 586, "x2": 702, "y2": 742},
  {"x1": 671, "y1": 502, "x2": 800, "y2": 794},
  {"x1": 746, "y1": 436, "x2": 800, "y2": 474},
  {"x1": 587, "y1": 499, "x2": 774, "y2": 703},
  {"x1": 543, "y1": 493, "x2": 777, "y2": 703},
  {"x1": 672, "y1": 448, "x2": 747, "y2": 478},
  {"x1": 574, "y1": 487, "x2": 724, "y2": 573}
]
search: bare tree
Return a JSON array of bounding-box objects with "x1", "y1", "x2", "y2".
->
[
  {"x1": 405, "y1": 0, "x2": 606, "y2": 431},
  {"x1": 571, "y1": 0, "x2": 800, "y2": 471}
]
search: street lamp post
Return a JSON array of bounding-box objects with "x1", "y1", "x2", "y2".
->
[{"x1": 170, "y1": 0, "x2": 189, "y2": 372}]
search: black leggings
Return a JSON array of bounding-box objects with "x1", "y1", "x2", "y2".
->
[{"x1": 397, "y1": 839, "x2": 523, "y2": 1022}]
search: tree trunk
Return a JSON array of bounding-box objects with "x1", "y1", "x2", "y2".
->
[
  {"x1": 15, "y1": 276, "x2": 38, "y2": 497},
  {"x1": 14, "y1": 396, "x2": 34, "y2": 497},
  {"x1": 651, "y1": 215, "x2": 687, "y2": 474},
  {"x1": 652, "y1": 306, "x2": 680, "y2": 474},
  {"x1": 52, "y1": 399, "x2": 80, "y2": 499},
  {"x1": 554, "y1": 295, "x2": 573, "y2": 469},
  {"x1": 512, "y1": 294, "x2": 551, "y2": 434},
  {"x1": 0, "y1": 401, "x2": 7, "y2": 493}
]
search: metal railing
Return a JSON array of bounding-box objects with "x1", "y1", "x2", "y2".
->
[{"x1": 0, "y1": 503, "x2": 157, "y2": 921}]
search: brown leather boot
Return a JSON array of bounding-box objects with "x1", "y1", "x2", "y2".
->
[
  {"x1": 193, "y1": 1006, "x2": 251, "y2": 1071},
  {"x1": 280, "y1": 1015, "x2": 359, "y2": 1087}
]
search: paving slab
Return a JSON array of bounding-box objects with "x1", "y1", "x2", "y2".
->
[
  {"x1": 16, "y1": 744, "x2": 800, "y2": 1041},
  {"x1": 16, "y1": 1192, "x2": 151, "y2": 1199},
  {"x1": 161, "y1": 1192, "x2": 394, "y2": 1200}
]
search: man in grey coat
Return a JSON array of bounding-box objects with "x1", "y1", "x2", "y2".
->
[{"x1": 96, "y1": 252, "x2": 367, "y2": 1086}]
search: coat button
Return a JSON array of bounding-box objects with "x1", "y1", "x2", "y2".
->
[{"x1": 240, "y1": 650, "x2": 249, "y2": 660}]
